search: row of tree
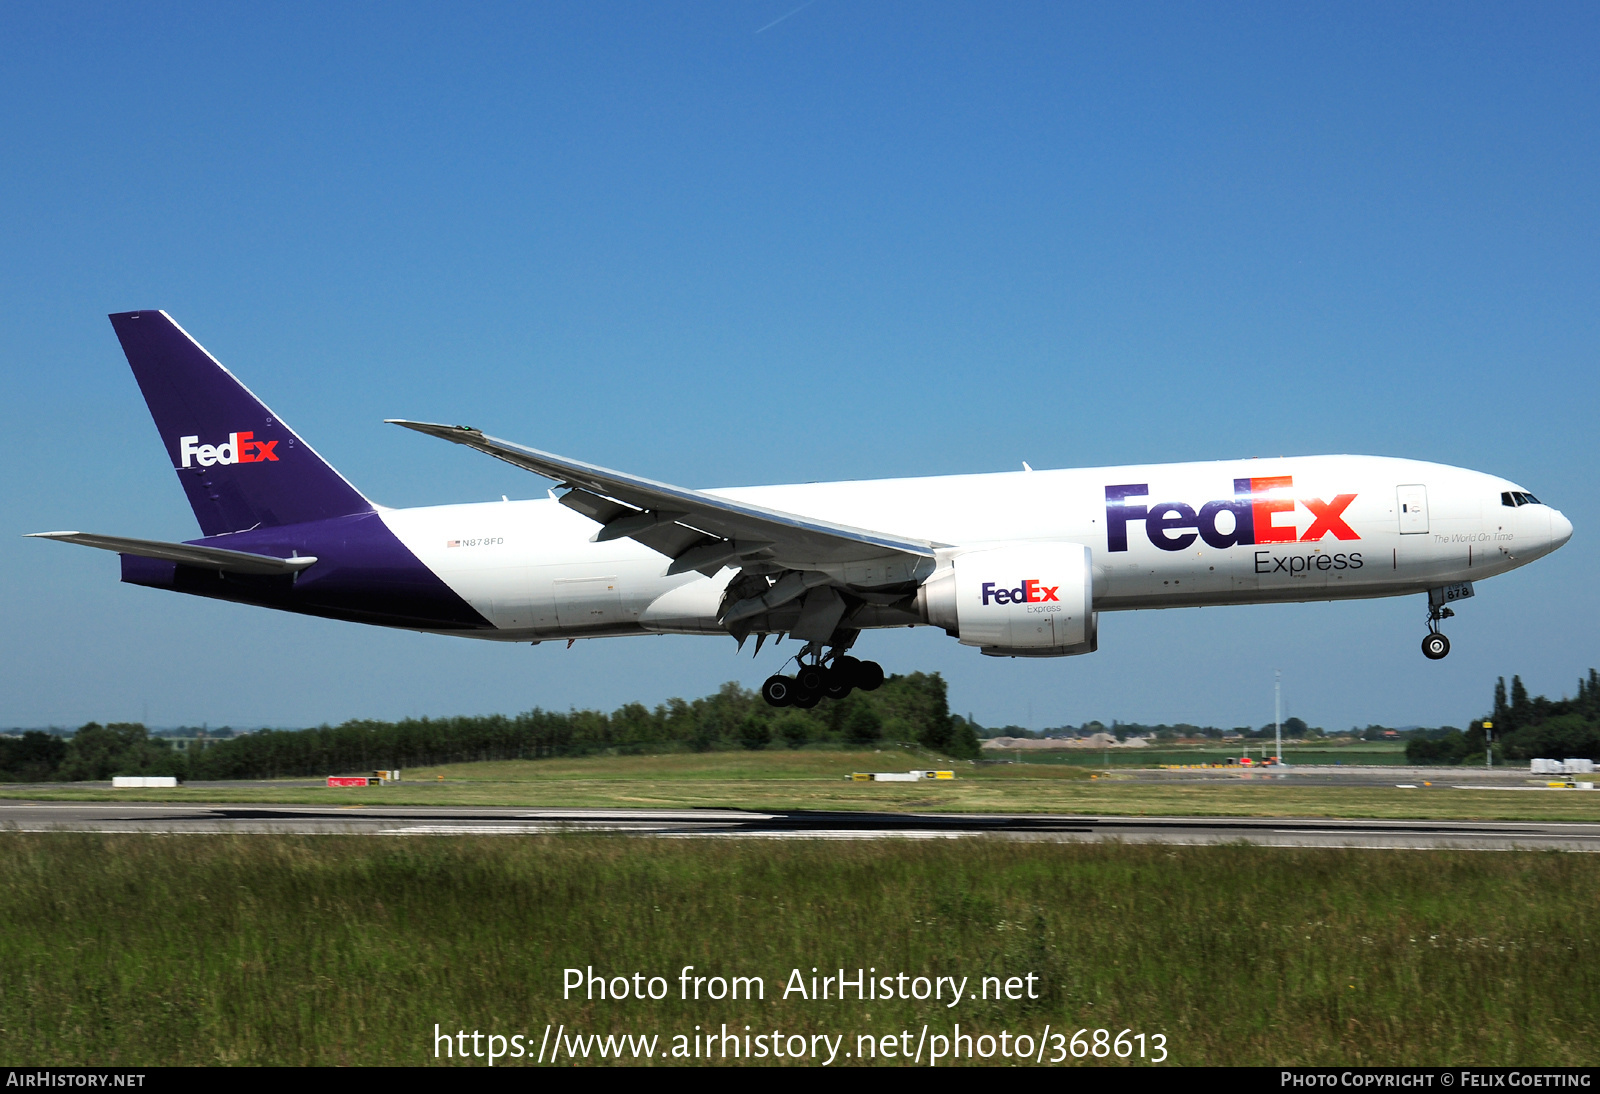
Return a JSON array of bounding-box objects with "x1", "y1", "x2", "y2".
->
[
  {"x1": 975, "y1": 717, "x2": 1360, "y2": 741},
  {"x1": 1405, "y1": 670, "x2": 1600, "y2": 765},
  {"x1": 12, "y1": 667, "x2": 1595, "y2": 781},
  {"x1": 0, "y1": 672, "x2": 981, "y2": 782}
]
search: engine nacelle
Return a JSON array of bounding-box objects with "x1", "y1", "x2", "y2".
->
[{"x1": 915, "y1": 542, "x2": 1097, "y2": 657}]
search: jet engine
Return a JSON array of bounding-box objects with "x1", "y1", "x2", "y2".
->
[{"x1": 915, "y1": 542, "x2": 1096, "y2": 657}]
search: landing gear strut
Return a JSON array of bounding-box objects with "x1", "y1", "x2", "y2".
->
[
  {"x1": 761, "y1": 646, "x2": 884, "y2": 708},
  {"x1": 1422, "y1": 603, "x2": 1453, "y2": 660}
]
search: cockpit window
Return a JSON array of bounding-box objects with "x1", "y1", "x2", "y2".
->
[
  {"x1": 1502, "y1": 491, "x2": 1519, "y2": 507},
  {"x1": 1523, "y1": 493, "x2": 1540, "y2": 505},
  {"x1": 1502, "y1": 491, "x2": 1542, "y2": 508}
]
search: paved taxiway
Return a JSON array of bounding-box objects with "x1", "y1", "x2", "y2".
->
[
  {"x1": 1119, "y1": 765, "x2": 1587, "y2": 788},
  {"x1": 4, "y1": 801, "x2": 1599, "y2": 850}
]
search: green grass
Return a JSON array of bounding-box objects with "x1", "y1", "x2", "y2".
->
[
  {"x1": 0, "y1": 833, "x2": 1594, "y2": 1066},
  {"x1": 5, "y1": 749, "x2": 1599, "y2": 822}
]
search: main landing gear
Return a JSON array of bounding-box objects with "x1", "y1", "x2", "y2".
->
[
  {"x1": 1422, "y1": 603, "x2": 1453, "y2": 660},
  {"x1": 762, "y1": 652, "x2": 884, "y2": 708}
]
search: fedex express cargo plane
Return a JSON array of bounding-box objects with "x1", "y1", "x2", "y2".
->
[{"x1": 30, "y1": 312, "x2": 1573, "y2": 708}]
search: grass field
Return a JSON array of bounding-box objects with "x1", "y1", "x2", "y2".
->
[
  {"x1": 5, "y1": 749, "x2": 1599, "y2": 822},
  {"x1": 1, "y1": 833, "x2": 1593, "y2": 1067}
]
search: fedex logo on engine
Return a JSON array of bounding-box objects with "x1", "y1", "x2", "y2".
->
[
  {"x1": 178, "y1": 433, "x2": 279, "y2": 468},
  {"x1": 981, "y1": 579, "x2": 1060, "y2": 606},
  {"x1": 1105, "y1": 477, "x2": 1358, "y2": 553}
]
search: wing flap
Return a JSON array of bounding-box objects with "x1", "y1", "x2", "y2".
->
[{"x1": 557, "y1": 488, "x2": 631, "y2": 525}]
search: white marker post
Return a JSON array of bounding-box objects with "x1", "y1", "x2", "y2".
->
[{"x1": 1274, "y1": 669, "x2": 1283, "y2": 771}]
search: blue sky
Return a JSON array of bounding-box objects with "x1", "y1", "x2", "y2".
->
[{"x1": 2, "y1": 2, "x2": 1595, "y2": 731}]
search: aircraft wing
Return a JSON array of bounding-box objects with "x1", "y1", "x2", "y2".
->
[
  {"x1": 26, "y1": 531, "x2": 318, "y2": 576},
  {"x1": 385, "y1": 421, "x2": 938, "y2": 588}
]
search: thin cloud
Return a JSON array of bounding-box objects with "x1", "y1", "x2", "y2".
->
[{"x1": 755, "y1": 0, "x2": 817, "y2": 34}]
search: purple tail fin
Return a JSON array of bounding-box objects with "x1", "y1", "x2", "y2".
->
[{"x1": 109, "y1": 311, "x2": 373, "y2": 536}]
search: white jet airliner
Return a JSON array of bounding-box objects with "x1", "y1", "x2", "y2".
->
[{"x1": 30, "y1": 313, "x2": 1573, "y2": 708}]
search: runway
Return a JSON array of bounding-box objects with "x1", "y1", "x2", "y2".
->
[{"x1": 4, "y1": 800, "x2": 1600, "y2": 849}]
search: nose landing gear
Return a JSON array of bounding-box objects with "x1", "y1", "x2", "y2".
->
[{"x1": 1422, "y1": 603, "x2": 1454, "y2": 660}]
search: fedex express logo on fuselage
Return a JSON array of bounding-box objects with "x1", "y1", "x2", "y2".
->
[
  {"x1": 178, "y1": 433, "x2": 279, "y2": 468},
  {"x1": 1105, "y1": 477, "x2": 1358, "y2": 553}
]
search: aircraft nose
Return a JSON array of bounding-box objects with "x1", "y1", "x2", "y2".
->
[{"x1": 1550, "y1": 508, "x2": 1574, "y2": 551}]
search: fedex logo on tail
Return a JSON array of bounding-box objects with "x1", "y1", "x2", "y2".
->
[
  {"x1": 981, "y1": 579, "x2": 1060, "y2": 605},
  {"x1": 178, "y1": 433, "x2": 279, "y2": 468},
  {"x1": 1105, "y1": 477, "x2": 1358, "y2": 553}
]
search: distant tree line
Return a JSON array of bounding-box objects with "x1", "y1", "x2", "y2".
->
[
  {"x1": 1406, "y1": 670, "x2": 1600, "y2": 765},
  {"x1": 973, "y1": 717, "x2": 1323, "y2": 741},
  {"x1": 16, "y1": 666, "x2": 1593, "y2": 780},
  {"x1": 0, "y1": 672, "x2": 980, "y2": 782}
]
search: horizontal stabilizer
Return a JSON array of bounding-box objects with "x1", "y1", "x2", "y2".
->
[{"x1": 26, "y1": 531, "x2": 317, "y2": 576}]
